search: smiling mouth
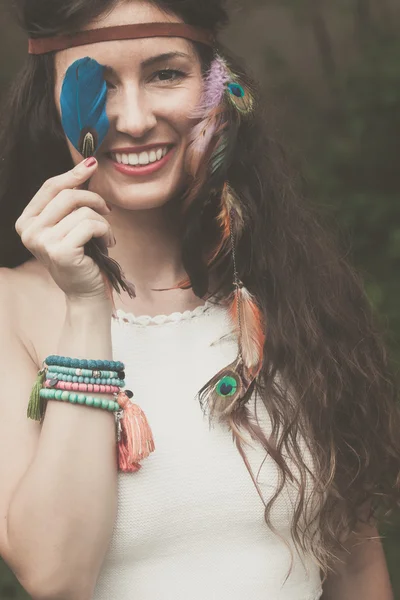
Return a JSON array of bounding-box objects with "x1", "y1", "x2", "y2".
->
[{"x1": 108, "y1": 145, "x2": 173, "y2": 167}]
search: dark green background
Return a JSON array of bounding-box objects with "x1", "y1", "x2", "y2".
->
[{"x1": 0, "y1": 0, "x2": 399, "y2": 597}]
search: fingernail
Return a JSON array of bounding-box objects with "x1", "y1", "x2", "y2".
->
[{"x1": 84, "y1": 157, "x2": 97, "y2": 167}]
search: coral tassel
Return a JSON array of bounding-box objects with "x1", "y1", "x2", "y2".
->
[{"x1": 116, "y1": 391, "x2": 155, "y2": 472}]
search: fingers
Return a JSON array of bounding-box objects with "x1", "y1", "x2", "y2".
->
[
  {"x1": 60, "y1": 219, "x2": 114, "y2": 255},
  {"x1": 15, "y1": 157, "x2": 98, "y2": 231},
  {"x1": 32, "y1": 189, "x2": 111, "y2": 229},
  {"x1": 52, "y1": 206, "x2": 115, "y2": 246}
]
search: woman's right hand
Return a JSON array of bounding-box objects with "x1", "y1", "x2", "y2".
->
[{"x1": 15, "y1": 157, "x2": 115, "y2": 303}]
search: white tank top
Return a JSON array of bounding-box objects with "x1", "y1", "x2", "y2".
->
[{"x1": 92, "y1": 299, "x2": 323, "y2": 600}]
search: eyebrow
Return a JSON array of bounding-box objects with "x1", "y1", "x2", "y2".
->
[{"x1": 103, "y1": 51, "x2": 192, "y2": 75}]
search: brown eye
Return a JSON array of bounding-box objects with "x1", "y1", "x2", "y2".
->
[
  {"x1": 105, "y1": 80, "x2": 117, "y2": 91},
  {"x1": 152, "y1": 69, "x2": 187, "y2": 82}
]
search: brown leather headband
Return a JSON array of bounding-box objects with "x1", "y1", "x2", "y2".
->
[{"x1": 28, "y1": 22, "x2": 215, "y2": 55}]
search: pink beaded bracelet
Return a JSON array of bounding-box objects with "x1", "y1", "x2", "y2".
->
[{"x1": 43, "y1": 380, "x2": 120, "y2": 394}]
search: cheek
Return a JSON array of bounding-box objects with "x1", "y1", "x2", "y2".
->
[{"x1": 164, "y1": 85, "x2": 204, "y2": 136}]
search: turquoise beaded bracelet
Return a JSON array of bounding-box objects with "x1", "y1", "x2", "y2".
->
[
  {"x1": 46, "y1": 355, "x2": 124, "y2": 371},
  {"x1": 40, "y1": 388, "x2": 120, "y2": 411},
  {"x1": 45, "y1": 373, "x2": 125, "y2": 387},
  {"x1": 47, "y1": 365, "x2": 121, "y2": 378}
]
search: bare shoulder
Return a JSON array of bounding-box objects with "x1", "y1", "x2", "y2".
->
[{"x1": 0, "y1": 259, "x2": 67, "y2": 366}]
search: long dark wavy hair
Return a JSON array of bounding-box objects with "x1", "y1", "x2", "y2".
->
[{"x1": 1, "y1": 0, "x2": 400, "y2": 581}]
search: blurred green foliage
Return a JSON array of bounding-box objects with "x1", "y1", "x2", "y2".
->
[
  {"x1": 260, "y1": 2, "x2": 400, "y2": 595},
  {"x1": 305, "y1": 32, "x2": 400, "y2": 358},
  {"x1": 0, "y1": 0, "x2": 399, "y2": 598}
]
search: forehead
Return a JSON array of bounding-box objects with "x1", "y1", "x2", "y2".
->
[{"x1": 54, "y1": 0, "x2": 197, "y2": 78}]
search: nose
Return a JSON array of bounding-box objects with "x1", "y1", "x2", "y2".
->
[{"x1": 110, "y1": 84, "x2": 157, "y2": 139}]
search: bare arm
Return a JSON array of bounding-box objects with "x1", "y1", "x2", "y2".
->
[
  {"x1": 321, "y1": 523, "x2": 394, "y2": 600},
  {"x1": 0, "y1": 285, "x2": 118, "y2": 600},
  {"x1": 1, "y1": 158, "x2": 121, "y2": 600}
]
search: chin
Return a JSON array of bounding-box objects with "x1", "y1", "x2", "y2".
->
[
  {"x1": 90, "y1": 170, "x2": 188, "y2": 211},
  {"x1": 117, "y1": 195, "x2": 176, "y2": 211},
  {"x1": 101, "y1": 184, "x2": 182, "y2": 211}
]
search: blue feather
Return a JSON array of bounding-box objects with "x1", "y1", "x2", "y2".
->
[{"x1": 60, "y1": 57, "x2": 109, "y2": 157}]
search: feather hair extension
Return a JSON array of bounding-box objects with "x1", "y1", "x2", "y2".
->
[
  {"x1": 207, "y1": 182, "x2": 245, "y2": 266},
  {"x1": 153, "y1": 56, "x2": 255, "y2": 295},
  {"x1": 198, "y1": 357, "x2": 256, "y2": 424},
  {"x1": 230, "y1": 285, "x2": 266, "y2": 378},
  {"x1": 60, "y1": 57, "x2": 135, "y2": 299},
  {"x1": 185, "y1": 56, "x2": 231, "y2": 179},
  {"x1": 184, "y1": 53, "x2": 255, "y2": 209},
  {"x1": 184, "y1": 57, "x2": 263, "y2": 419},
  {"x1": 227, "y1": 81, "x2": 254, "y2": 114}
]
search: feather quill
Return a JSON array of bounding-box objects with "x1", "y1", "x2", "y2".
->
[{"x1": 60, "y1": 57, "x2": 135, "y2": 299}]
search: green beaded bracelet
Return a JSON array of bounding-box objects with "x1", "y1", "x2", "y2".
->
[
  {"x1": 45, "y1": 355, "x2": 124, "y2": 371},
  {"x1": 45, "y1": 373, "x2": 124, "y2": 387},
  {"x1": 39, "y1": 388, "x2": 120, "y2": 412},
  {"x1": 47, "y1": 365, "x2": 121, "y2": 378}
]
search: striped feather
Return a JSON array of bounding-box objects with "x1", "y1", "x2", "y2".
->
[
  {"x1": 230, "y1": 286, "x2": 266, "y2": 378},
  {"x1": 207, "y1": 183, "x2": 245, "y2": 266}
]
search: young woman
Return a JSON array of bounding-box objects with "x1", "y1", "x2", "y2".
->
[{"x1": 0, "y1": 0, "x2": 399, "y2": 599}]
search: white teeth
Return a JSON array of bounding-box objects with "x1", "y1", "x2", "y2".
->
[
  {"x1": 112, "y1": 146, "x2": 170, "y2": 166},
  {"x1": 139, "y1": 152, "x2": 149, "y2": 165}
]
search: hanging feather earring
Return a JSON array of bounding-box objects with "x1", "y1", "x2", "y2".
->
[
  {"x1": 60, "y1": 57, "x2": 135, "y2": 299},
  {"x1": 182, "y1": 55, "x2": 243, "y2": 216},
  {"x1": 207, "y1": 181, "x2": 245, "y2": 267},
  {"x1": 198, "y1": 208, "x2": 266, "y2": 424},
  {"x1": 184, "y1": 55, "x2": 231, "y2": 181}
]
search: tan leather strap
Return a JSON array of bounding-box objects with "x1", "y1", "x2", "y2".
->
[{"x1": 28, "y1": 22, "x2": 215, "y2": 55}]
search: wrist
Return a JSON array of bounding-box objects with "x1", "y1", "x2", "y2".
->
[
  {"x1": 65, "y1": 295, "x2": 114, "y2": 315},
  {"x1": 64, "y1": 297, "x2": 114, "y2": 328},
  {"x1": 59, "y1": 297, "x2": 114, "y2": 361}
]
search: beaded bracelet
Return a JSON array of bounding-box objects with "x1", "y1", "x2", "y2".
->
[
  {"x1": 47, "y1": 365, "x2": 124, "y2": 379},
  {"x1": 40, "y1": 388, "x2": 120, "y2": 410},
  {"x1": 44, "y1": 380, "x2": 121, "y2": 394},
  {"x1": 45, "y1": 373, "x2": 125, "y2": 387},
  {"x1": 28, "y1": 355, "x2": 155, "y2": 474},
  {"x1": 45, "y1": 355, "x2": 124, "y2": 371}
]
